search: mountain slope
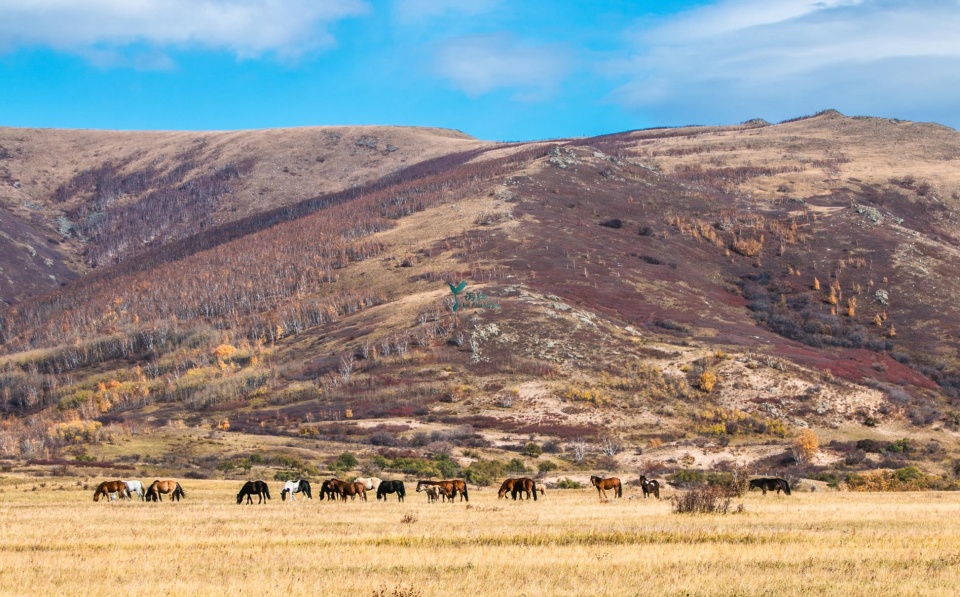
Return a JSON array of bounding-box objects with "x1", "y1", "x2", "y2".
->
[
  {"x1": 0, "y1": 125, "x2": 488, "y2": 304},
  {"x1": 1, "y1": 112, "x2": 959, "y2": 484}
]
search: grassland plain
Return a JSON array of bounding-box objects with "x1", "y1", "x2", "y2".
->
[{"x1": 1, "y1": 478, "x2": 959, "y2": 596}]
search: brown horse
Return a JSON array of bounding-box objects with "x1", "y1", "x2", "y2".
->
[
  {"x1": 325, "y1": 479, "x2": 367, "y2": 501},
  {"x1": 639, "y1": 475, "x2": 660, "y2": 499},
  {"x1": 93, "y1": 480, "x2": 129, "y2": 502},
  {"x1": 145, "y1": 480, "x2": 185, "y2": 502},
  {"x1": 498, "y1": 478, "x2": 538, "y2": 501},
  {"x1": 416, "y1": 479, "x2": 469, "y2": 502},
  {"x1": 319, "y1": 479, "x2": 342, "y2": 501},
  {"x1": 590, "y1": 476, "x2": 622, "y2": 502},
  {"x1": 512, "y1": 477, "x2": 538, "y2": 501}
]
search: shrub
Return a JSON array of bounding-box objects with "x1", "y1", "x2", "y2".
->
[
  {"x1": 537, "y1": 460, "x2": 559, "y2": 474},
  {"x1": 886, "y1": 438, "x2": 912, "y2": 454},
  {"x1": 856, "y1": 439, "x2": 889, "y2": 453},
  {"x1": 697, "y1": 371, "x2": 718, "y2": 393},
  {"x1": 669, "y1": 469, "x2": 706, "y2": 488},
  {"x1": 555, "y1": 477, "x2": 583, "y2": 489},
  {"x1": 506, "y1": 458, "x2": 528, "y2": 473},
  {"x1": 845, "y1": 467, "x2": 950, "y2": 491},
  {"x1": 330, "y1": 452, "x2": 358, "y2": 473},
  {"x1": 671, "y1": 486, "x2": 741, "y2": 514},
  {"x1": 600, "y1": 218, "x2": 623, "y2": 229},
  {"x1": 463, "y1": 458, "x2": 503, "y2": 486},
  {"x1": 521, "y1": 442, "x2": 543, "y2": 458}
]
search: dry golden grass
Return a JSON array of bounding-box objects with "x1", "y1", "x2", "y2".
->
[{"x1": 2, "y1": 479, "x2": 959, "y2": 596}]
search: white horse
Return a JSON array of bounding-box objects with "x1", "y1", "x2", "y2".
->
[
  {"x1": 353, "y1": 477, "x2": 382, "y2": 492},
  {"x1": 280, "y1": 479, "x2": 312, "y2": 501},
  {"x1": 124, "y1": 480, "x2": 145, "y2": 500}
]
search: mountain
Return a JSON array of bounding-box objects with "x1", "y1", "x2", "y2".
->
[{"x1": 1, "y1": 111, "x2": 958, "y2": 484}]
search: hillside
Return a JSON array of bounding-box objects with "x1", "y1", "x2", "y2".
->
[
  {"x1": 1, "y1": 111, "x2": 959, "y2": 488},
  {"x1": 0, "y1": 125, "x2": 488, "y2": 304}
]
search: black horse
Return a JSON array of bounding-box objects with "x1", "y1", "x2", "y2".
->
[
  {"x1": 376, "y1": 480, "x2": 405, "y2": 502},
  {"x1": 237, "y1": 480, "x2": 271, "y2": 504},
  {"x1": 749, "y1": 477, "x2": 791, "y2": 495},
  {"x1": 639, "y1": 475, "x2": 661, "y2": 499}
]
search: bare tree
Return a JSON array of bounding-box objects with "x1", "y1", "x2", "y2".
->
[
  {"x1": 599, "y1": 434, "x2": 623, "y2": 456},
  {"x1": 338, "y1": 353, "x2": 356, "y2": 384},
  {"x1": 568, "y1": 437, "x2": 589, "y2": 463}
]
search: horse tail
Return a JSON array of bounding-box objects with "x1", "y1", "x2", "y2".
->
[
  {"x1": 462, "y1": 483, "x2": 469, "y2": 502},
  {"x1": 532, "y1": 480, "x2": 538, "y2": 501},
  {"x1": 176, "y1": 482, "x2": 185, "y2": 498},
  {"x1": 617, "y1": 481, "x2": 623, "y2": 498},
  {"x1": 264, "y1": 483, "x2": 271, "y2": 500},
  {"x1": 303, "y1": 480, "x2": 312, "y2": 499}
]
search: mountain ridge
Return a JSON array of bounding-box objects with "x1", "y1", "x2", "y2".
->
[{"x1": 1, "y1": 112, "x2": 959, "y2": 486}]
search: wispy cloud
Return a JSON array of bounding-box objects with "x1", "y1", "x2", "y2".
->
[
  {"x1": 432, "y1": 33, "x2": 570, "y2": 99},
  {"x1": 392, "y1": 0, "x2": 503, "y2": 24},
  {"x1": 610, "y1": 0, "x2": 960, "y2": 123},
  {"x1": 0, "y1": 0, "x2": 370, "y2": 63}
]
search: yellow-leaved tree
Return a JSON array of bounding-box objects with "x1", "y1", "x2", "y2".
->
[{"x1": 791, "y1": 428, "x2": 819, "y2": 464}]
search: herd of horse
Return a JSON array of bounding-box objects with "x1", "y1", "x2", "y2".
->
[
  {"x1": 95, "y1": 474, "x2": 793, "y2": 504},
  {"x1": 93, "y1": 479, "x2": 185, "y2": 502}
]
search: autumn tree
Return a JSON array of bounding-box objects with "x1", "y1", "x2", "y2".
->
[{"x1": 791, "y1": 429, "x2": 819, "y2": 465}]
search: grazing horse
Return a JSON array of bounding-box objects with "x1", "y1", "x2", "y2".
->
[
  {"x1": 353, "y1": 477, "x2": 382, "y2": 493},
  {"x1": 749, "y1": 477, "x2": 792, "y2": 495},
  {"x1": 237, "y1": 480, "x2": 271, "y2": 504},
  {"x1": 280, "y1": 479, "x2": 312, "y2": 501},
  {"x1": 639, "y1": 475, "x2": 661, "y2": 499},
  {"x1": 376, "y1": 480, "x2": 405, "y2": 502},
  {"x1": 93, "y1": 480, "x2": 129, "y2": 502},
  {"x1": 590, "y1": 476, "x2": 622, "y2": 502},
  {"x1": 319, "y1": 479, "x2": 342, "y2": 501},
  {"x1": 145, "y1": 480, "x2": 185, "y2": 502},
  {"x1": 335, "y1": 481, "x2": 367, "y2": 502},
  {"x1": 124, "y1": 480, "x2": 145, "y2": 501},
  {"x1": 511, "y1": 477, "x2": 538, "y2": 501},
  {"x1": 415, "y1": 479, "x2": 469, "y2": 502},
  {"x1": 498, "y1": 478, "x2": 538, "y2": 501}
]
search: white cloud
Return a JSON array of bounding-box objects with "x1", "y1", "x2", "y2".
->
[
  {"x1": 611, "y1": 0, "x2": 960, "y2": 124},
  {"x1": 392, "y1": 0, "x2": 503, "y2": 24},
  {"x1": 432, "y1": 34, "x2": 570, "y2": 99},
  {"x1": 0, "y1": 0, "x2": 370, "y2": 62}
]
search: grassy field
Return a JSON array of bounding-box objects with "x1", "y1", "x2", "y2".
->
[{"x1": 1, "y1": 478, "x2": 959, "y2": 596}]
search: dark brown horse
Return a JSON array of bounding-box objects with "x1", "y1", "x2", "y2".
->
[
  {"x1": 512, "y1": 477, "x2": 538, "y2": 501},
  {"x1": 93, "y1": 480, "x2": 129, "y2": 502},
  {"x1": 319, "y1": 479, "x2": 342, "y2": 501},
  {"x1": 416, "y1": 479, "x2": 469, "y2": 502},
  {"x1": 498, "y1": 478, "x2": 538, "y2": 501},
  {"x1": 639, "y1": 475, "x2": 661, "y2": 499},
  {"x1": 237, "y1": 480, "x2": 271, "y2": 504},
  {"x1": 749, "y1": 477, "x2": 791, "y2": 495},
  {"x1": 590, "y1": 476, "x2": 622, "y2": 501},
  {"x1": 145, "y1": 479, "x2": 185, "y2": 502}
]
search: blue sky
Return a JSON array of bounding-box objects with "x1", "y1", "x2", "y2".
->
[{"x1": 2, "y1": 0, "x2": 959, "y2": 141}]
